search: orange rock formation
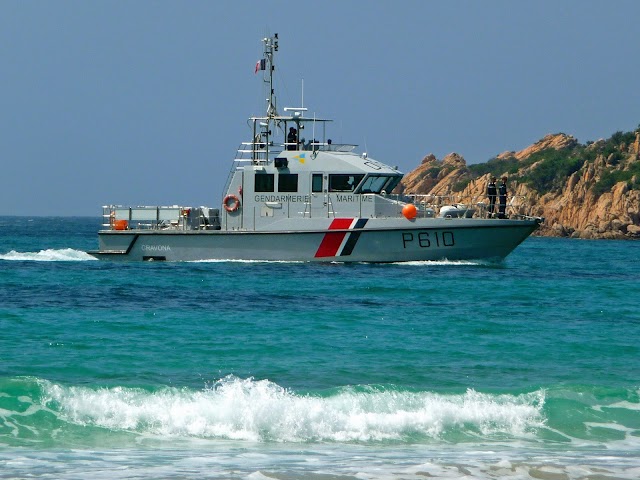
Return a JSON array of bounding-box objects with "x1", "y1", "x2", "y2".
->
[{"x1": 399, "y1": 133, "x2": 640, "y2": 239}]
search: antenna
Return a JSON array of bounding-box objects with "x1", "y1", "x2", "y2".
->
[
  {"x1": 254, "y1": 33, "x2": 279, "y2": 164},
  {"x1": 261, "y1": 33, "x2": 279, "y2": 118},
  {"x1": 301, "y1": 79, "x2": 304, "y2": 113}
]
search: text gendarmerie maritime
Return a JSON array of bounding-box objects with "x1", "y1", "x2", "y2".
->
[
  {"x1": 254, "y1": 195, "x2": 373, "y2": 203},
  {"x1": 255, "y1": 195, "x2": 310, "y2": 203}
]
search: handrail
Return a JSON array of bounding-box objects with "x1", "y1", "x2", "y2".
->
[
  {"x1": 100, "y1": 193, "x2": 537, "y2": 233},
  {"x1": 385, "y1": 193, "x2": 534, "y2": 219},
  {"x1": 100, "y1": 205, "x2": 220, "y2": 231}
]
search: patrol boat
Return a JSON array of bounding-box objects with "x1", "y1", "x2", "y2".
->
[{"x1": 88, "y1": 34, "x2": 541, "y2": 263}]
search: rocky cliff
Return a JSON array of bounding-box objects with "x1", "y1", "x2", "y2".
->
[{"x1": 398, "y1": 129, "x2": 640, "y2": 239}]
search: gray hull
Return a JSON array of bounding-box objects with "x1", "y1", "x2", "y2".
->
[{"x1": 88, "y1": 218, "x2": 539, "y2": 262}]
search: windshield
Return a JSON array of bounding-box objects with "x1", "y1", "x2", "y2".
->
[
  {"x1": 355, "y1": 175, "x2": 402, "y2": 194},
  {"x1": 329, "y1": 174, "x2": 365, "y2": 192}
]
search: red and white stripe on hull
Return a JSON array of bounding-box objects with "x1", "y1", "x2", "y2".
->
[{"x1": 314, "y1": 218, "x2": 369, "y2": 258}]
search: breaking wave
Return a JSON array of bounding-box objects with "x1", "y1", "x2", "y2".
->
[
  {"x1": 11, "y1": 376, "x2": 546, "y2": 443},
  {"x1": 3, "y1": 376, "x2": 640, "y2": 454},
  {"x1": 1, "y1": 377, "x2": 640, "y2": 480}
]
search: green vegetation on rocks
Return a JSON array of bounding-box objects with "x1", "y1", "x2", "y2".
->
[{"x1": 460, "y1": 126, "x2": 640, "y2": 198}]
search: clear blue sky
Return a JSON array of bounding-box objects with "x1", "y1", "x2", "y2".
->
[{"x1": 1, "y1": 0, "x2": 639, "y2": 216}]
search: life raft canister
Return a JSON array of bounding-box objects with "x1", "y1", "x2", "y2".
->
[{"x1": 223, "y1": 194, "x2": 241, "y2": 212}]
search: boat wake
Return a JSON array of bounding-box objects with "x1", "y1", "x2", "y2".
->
[
  {"x1": 391, "y1": 259, "x2": 489, "y2": 266},
  {"x1": 0, "y1": 248, "x2": 97, "y2": 262},
  {"x1": 191, "y1": 259, "x2": 489, "y2": 266}
]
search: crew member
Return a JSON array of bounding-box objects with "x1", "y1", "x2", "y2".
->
[
  {"x1": 287, "y1": 127, "x2": 297, "y2": 150},
  {"x1": 487, "y1": 176, "x2": 497, "y2": 216},
  {"x1": 498, "y1": 176, "x2": 508, "y2": 218}
]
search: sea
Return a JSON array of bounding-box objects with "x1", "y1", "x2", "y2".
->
[{"x1": 1, "y1": 216, "x2": 639, "y2": 479}]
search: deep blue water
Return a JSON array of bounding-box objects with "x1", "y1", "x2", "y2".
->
[{"x1": 1, "y1": 216, "x2": 639, "y2": 479}]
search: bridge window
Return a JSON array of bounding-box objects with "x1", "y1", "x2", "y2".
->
[
  {"x1": 255, "y1": 173, "x2": 274, "y2": 192},
  {"x1": 278, "y1": 173, "x2": 298, "y2": 192},
  {"x1": 329, "y1": 174, "x2": 364, "y2": 192}
]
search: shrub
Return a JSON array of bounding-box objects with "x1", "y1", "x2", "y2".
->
[
  {"x1": 468, "y1": 156, "x2": 520, "y2": 177},
  {"x1": 592, "y1": 161, "x2": 640, "y2": 196},
  {"x1": 610, "y1": 130, "x2": 635, "y2": 147},
  {"x1": 452, "y1": 178, "x2": 472, "y2": 192},
  {"x1": 593, "y1": 170, "x2": 628, "y2": 196},
  {"x1": 425, "y1": 167, "x2": 441, "y2": 178},
  {"x1": 520, "y1": 149, "x2": 583, "y2": 193}
]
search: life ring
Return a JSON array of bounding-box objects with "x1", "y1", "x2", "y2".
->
[{"x1": 223, "y1": 194, "x2": 240, "y2": 212}]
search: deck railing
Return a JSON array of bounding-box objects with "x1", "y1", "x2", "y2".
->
[
  {"x1": 101, "y1": 205, "x2": 219, "y2": 231},
  {"x1": 101, "y1": 193, "x2": 538, "y2": 232},
  {"x1": 385, "y1": 193, "x2": 536, "y2": 219}
]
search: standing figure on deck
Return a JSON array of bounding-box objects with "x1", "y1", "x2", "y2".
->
[
  {"x1": 498, "y1": 176, "x2": 508, "y2": 218},
  {"x1": 487, "y1": 176, "x2": 497, "y2": 216},
  {"x1": 287, "y1": 127, "x2": 297, "y2": 150}
]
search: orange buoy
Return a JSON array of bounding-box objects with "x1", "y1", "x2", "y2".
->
[
  {"x1": 402, "y1": 204, "x2": 417, "y2": 220},
  {"x1": 114, "y1": 219, "x2": 128, "y2": 230}
]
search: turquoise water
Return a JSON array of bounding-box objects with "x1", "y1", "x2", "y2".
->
[{"x1": 1, "y1": 216, "x2": 639, "y2": 479}]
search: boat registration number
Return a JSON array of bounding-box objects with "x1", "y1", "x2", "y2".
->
[{"x1": 401, "y1": 231, "x2": 455, "y2": 248}]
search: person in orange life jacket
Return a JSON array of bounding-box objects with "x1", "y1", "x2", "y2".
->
[
  {"x1": 498, "y1": 176, "x2": 508, "y2": 218},
  {"x1": 486, "y1": 176, "x2": 497, "y2": 215}
]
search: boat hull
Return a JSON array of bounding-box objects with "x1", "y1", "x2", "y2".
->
[{"x1": 87, "y1": 218, "x2": 539, "y2": 262}]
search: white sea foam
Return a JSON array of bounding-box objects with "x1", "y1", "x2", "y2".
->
[
  {"x1": 191, "y1": 259, "x2": 483, "y2": 266},
  {"x1": 2, "y1": 446, "x2": 640, "y2": 480},
  {"x1": 0, "y1": 249, "x2": 97, "y2": 262},
  {"x1": 6, "y1": 378, "x2": 640, "y2": 479},
  {"x1": 391, "y1": 259, "x2": 484, "y2": 266},
  {"x1": 39, "y1": 377, "x2": 545, "y2": 443}
]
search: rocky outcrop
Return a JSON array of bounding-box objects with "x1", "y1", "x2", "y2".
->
[
  {"x1": 533, "y1": 164, "x2": 640, "y2": 239},
  {"x1": 629, "y1": 131, "x2": 640, "y2": 157},
  {"x1": 513, "y1": 133, "x2": 578, "y2": 160},
  {"x1": 400, "y1": 132, "x2": 640, "y2": 239},
  {"x1": 399, "y1": 153, "x2": 447, "y2": 194}
]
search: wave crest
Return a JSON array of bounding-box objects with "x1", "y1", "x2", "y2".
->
[{"x1": 38, "y1": 377, "x2": 545, "y2": 443}]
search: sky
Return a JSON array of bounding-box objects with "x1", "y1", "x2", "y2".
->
[{"x1": 1, "y1": 0, "x2": 639, "y2": 216}]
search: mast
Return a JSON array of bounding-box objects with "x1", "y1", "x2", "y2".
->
[
  {"x1": 253, "y1": 33, "x2": 278, "y2": 163},
  {"x1": 262, "y1": 33, "x2": 278, "y2": 119}
]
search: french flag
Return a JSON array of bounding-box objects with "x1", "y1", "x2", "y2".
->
[{"x1": 254, "y1": 59, "x2": 266, "y2": 74}]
